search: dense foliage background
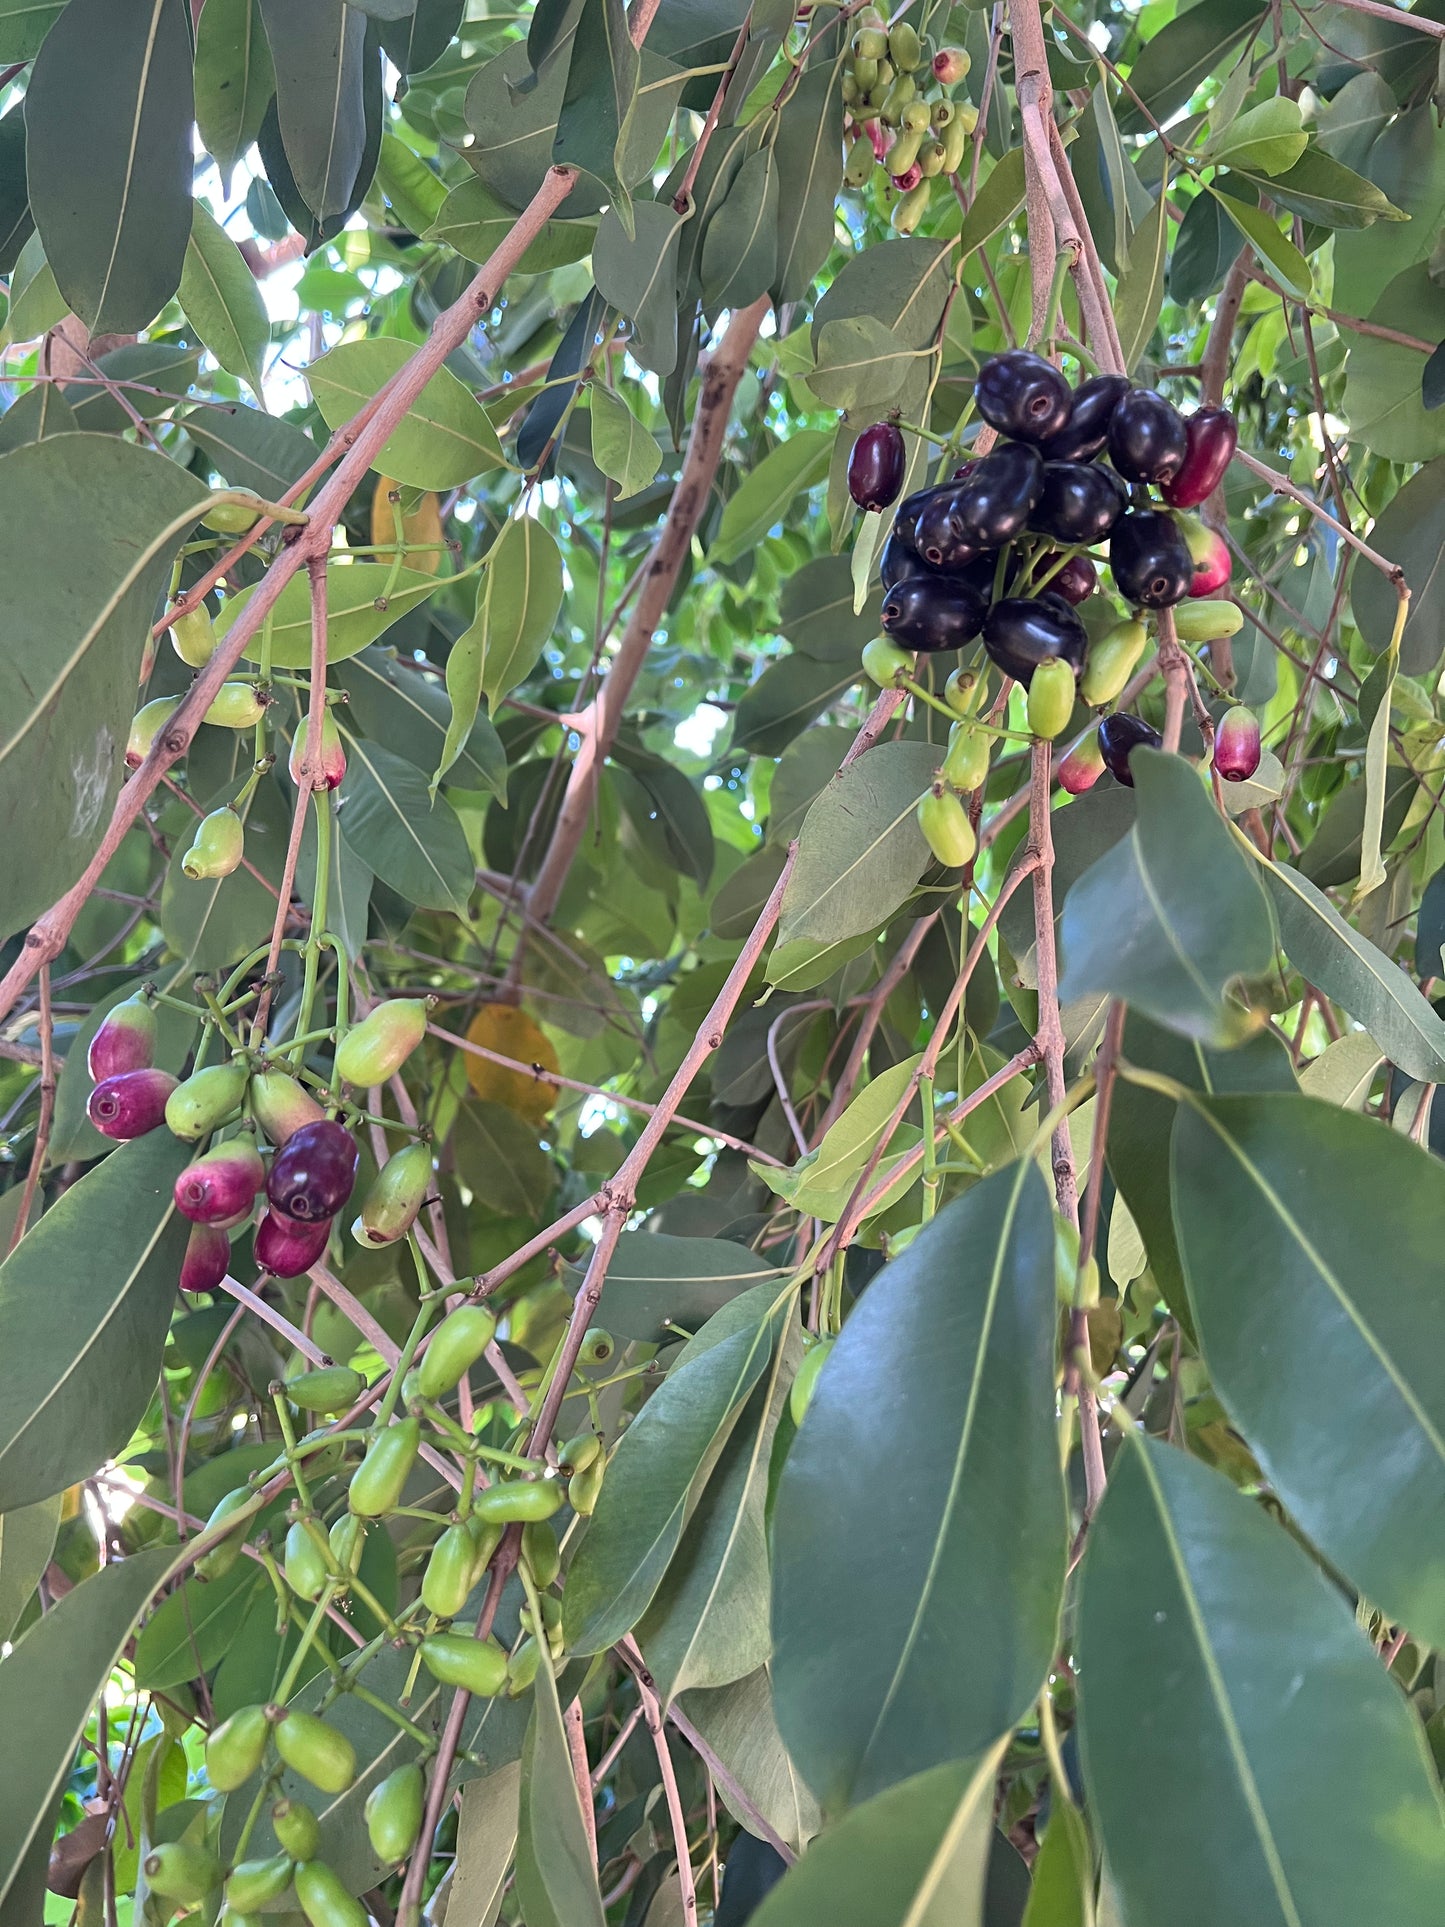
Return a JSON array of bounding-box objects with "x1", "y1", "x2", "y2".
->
[{"x1": 0, "y1": 0, "x2": 1444, "y2": 1921}]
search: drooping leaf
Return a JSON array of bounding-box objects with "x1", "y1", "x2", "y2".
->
[
  {"x1": 680, "y1": 1668, "x2": 821, "y2": 1856},
  {"x1": 338, "y1": 647, "x2": 506, "y2": 801},
  {"x1": 195, "y1": 0, "x2": 276, "y2": 189},
  {"x1": 700, "y1": 145, "x2": 779, "y2": 320},
  {"x1": 1117, "y1": 0, "x2": 1267, "y2": 133},
  {"x1": 1334, "y1": 105, "x2": 1445, "y2": 318},
  {"x1": 712, "y1": 430, "x2": 833, "y2": 567},
  {"x1": 133, "y1": 1562, "x2": 272, "y2": 1691},
  {"x1": 178, "y1": 201, "x2": 270, "y2": 397},
  {"x1": 1352, "y1": 456, "x2": 1445, "y2": 674},
  {"x1": 732, "y1": 653, "x2": 859, "y2": 757},
  {"x1": 1233, "y1": 146, "x2": 1407, "y2": 228},
  {"x1": 515, "y1": 1647, "x2": 607, "y2": 1927},
  {"x1": 1212, "y1": 184, "x2": 1311, "y2": 297},
  {"x1": 753, "y1": 1055, "x2": 925, "y2": 1221},
  {"x1": 0, "y1": 1495, "x2": 61, "y2": 1645},
  {"x1": 574, "y1": 1233, "x2": 783, "y2": 1344},
  {"x1": 516, "y1": 285, "x2": 607, "y2": 475},
  {"x1": 438, "y1": 518, "x2": 563, "y2": 782},
  {"x1": 308, "y1": 337, "x2": 503, "y2": 488},
  {"x1": 771, "y1": 1162, "x2": 1067, "y2": 1810},
  {"x1": 955, "y1": 146, "x2": 1027, "y2": 258},
  {"x1": 1343, "y1": 265, "x2": 1445, "y2": 462},
  {"x1": 256, "y1": 0, "x2": 368, "y2": 218},
  {"x1": 337, "y1": 738, "x2": 475, "y2": 913},
  {"x1": 0, "y1": 435, "x2": 206, "y2": 942},
  {"x1": 1079, "y1": 1434, "x2": 1445, "y2": 1927},
  {"x1": 1057, "y1": 751, "x2": 1275, "y2": 1045},
  {"x1": 64, "y1": 341, "x2": 200, "y2": 435},
  {"x1": 551, "y1": 0, "x2": 640, "y2": 227},
  {"x1": 378, "y1": 0, "x2": 463, "y2": 70},
  {"x1": 427, "y1": 177, "x2": 596, "y2": 273},
  {"x1": 769, "y1": 65, "x2": 844, "y2": 307},
  {"x1": 1114, "y1": 180, "x2": 1170, "y2": 372},
  {"x1": 1170, "y1": 189, "x2": 1239, "y2": 305},
  {"x1": 1204, "y1": 97, "x2": 1307, "y2": 175},
  {"x1": 807, "y1": 316, "x2": 916, "y2": 412},
  {"x1": 1172, "y1": 1093, "x2": 1445, "y2": 1648},
  {"x1": 589, "y1": 383, "x2": 663, "y2": 498},
  {"x1": 184, "y1": 401, "x2": 318, "y2": 500},
  {"x1": 0, "y1": 103, "x2": 33, "y2": 274},
  {"x1": 0, "y1": 0, "x2": 63, "y2": 60},
  {"x1": 448, "y1": 1764, "x2": 521, "y2": 1927},
  {"x1": 0, "y1": 1131, "x2": 191, "y2": 1513},
  {"x1": 215, "y1": 562, "x2": 446, "y2": 670},
  {"x1": 25, "y1": 0, "x2": 193, "y2": 332},
  {"x1": 592, "y1": 200, "x2": 685, "y2": 376},
  {"x1": 1022, "y1": 1802, "x2": 1094, "y2": 1927}
]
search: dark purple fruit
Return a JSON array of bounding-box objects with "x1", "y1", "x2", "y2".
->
[
  {"x1": 951, "y1": 442, "x2": 1044, "y2": 547},
  {"x1": 1030, "y1": 461, "x2": 1127, "y2": 546},
  {"x1": 848, "y1": 422, "x2": 906, "y2": 511},
  {"x1": 879, "y1": 532, "x2": 919, "y2": 592},
  {"x1": 974, "y1": 350, "x2": 1072, "y2": 443},
  {"x1": 266, "y1": 1120, "x2": 359, "y2": 1223},
  {"x1": 982, "y1": 593, "x2": 1087, "y2": 685},
  {"x1": 255, "y1": 1208, "x2": 333, "y2": 1279},
  {"x1": 1161, "y1": 406, "x2": 1237, "y2": 509},
  {"x1": 1097, "y1": 712, "x2": 1162, "y2": 786},
  {"x1": 1048, "y1": 554, "x2": 1098, "y2": 604},
  {"x1": 1106, "y1": 388, "x2": 1188, "y2": 484},
  {"x1": 1039, "y1": 374, "x2": 1131, "y2": 463},
  {"x1": 893, "y1": 484, "x2": 951, "y2": 551},
  {"x1": 881, "y1": 574, "x2": 987, "y2": 652},
  {"x1": 914, "y1": 489, "x2": 983, "y2": 571},
  {"x1": 87, "y1": 1069, "x2": 178, "y2": 1140},
  {"x1": 1109, "y1": 510, "x2": 1194, "y2": 608}
]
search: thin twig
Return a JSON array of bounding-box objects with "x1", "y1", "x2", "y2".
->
[{"x1": 7, "y1": 967, "x2": 54, "y2": 1255}]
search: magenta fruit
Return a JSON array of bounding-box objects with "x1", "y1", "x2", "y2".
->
[
  {"x1": 290, "y1": 713, "x2": 347, "y2": 791},
  {"x1": 847, "y1": 422, "x2": 907, "y2": 512},
  {"x1": 266, "y1": 1119, "x2": 359, "y2": 1222},
  {"x1": 255, "y1": 1207, "x2": 333, "y2": 1278},
  {"x1": 179, "y1": 1222, "x2": 232, "y2": 1295},
  {"x1": 1214, "y1": 706, "x2": 1262, "y2": 782},
  {"x1": 88, "y1": 995, "x2": 156, "y2": 1082},
  {"x1": 174, "y1": 1139, "x2": 266, "y2": 1224},
  {"x1": 87, "y1": 1068, "x2": 178, "y2": 1140},
  {"x1": 1161, "y1": 405, "x2": 1238, "y2": 509},
  {"x1": 1174, "y1": 514, "x2": 1233, "y2": 597}
]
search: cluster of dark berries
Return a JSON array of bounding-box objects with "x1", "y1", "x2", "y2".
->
[
  {"x1": 84, "y1": 997, "x2": 430, "y2": 1291},
  {"x1": 848, "y1": 349, "x2": 1259, "y2": 789},
  {"x1": 838, "y1": 10, "x2": 976, "y2": 230}
]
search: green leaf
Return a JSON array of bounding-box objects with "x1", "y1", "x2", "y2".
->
[
  {"x1": 1315, "y1": 69, "x2": 1396, "y2": 173},
  {"x1": 563, "y1": 1281, "x2": 793, "y2": 1655},
  {"x1": 0, "y1": 1548, "x2": 178, "y2": 1908},
  {"x1": 754, "y1": 1055, "x2": 925, "y2": 1221},
  {"x1": 439, "y1": 518, "x2": 564, "y2": 780},
  {"x1": 6, "y1": 229, "x2": 65, "y2": 340},
  {"x1": 256, "y1": 0, "x2": 368, "y2": 218},
  {"x1": 25, "y1": 0, "x2": 193, "y2": 332},
  {"x1": 680, "y1": 1668, "x2": 821, "y2": 1855},
  {"x1": 1233, "y1": 145, "x2": 1407, "y2": 228},
  {"x1": 1022, "y1": 1803, "x2": 1093, "y2": 1927},
  {"x1": 772, "y1": 1162, "x2": 1067, "y2": 1810},
  {"x1": 1254, "y1": 858, "x2": 1445, "y2": 1081},
  {"x1": 1352, "y1": 455, "x2": 1445, "y2": 674},
  {"x1": 0, "y1": 435, "x2": 206, "y2": 942},
  {"x1": 1170, "y1": 189, "x2": 1240, "y2": 305},
  {"x1": 1172, "y1": 1093, "x2": 1445, "y2": 1647},
  {"x1": 449, "y1": 1765, "x2": 521, "y2": 1927},
  {"x1": 160, "y1": 774, "x2": 291, "y2": 973},
  {"x1": 215, "y1": 561, "x2": 445, "y2": 669},
  {"x1": 65, "y1": 341, "x2": 200, "y2": 434},
  {"x1": 553, "y1": 0, "x2": 639, "y2": 227},
  {"x1": 1205, "y1": 97, "x2": 1307, "y2": 175},
  {"x1": 0, "y1": 1496, "x2": 60, "y2": 1644},
  {"x1": 577, "y1": 1233, "x2": 783, "y2": 1343},
  {"x1": 700, "y1": 145, "x2": 779, "y2": 320},
  {"x1": 1296, "y1": 760, "x2": 1414, "y2": 888},
  {"x1": 751, "y1": 1749, "x2": 1009, "y2": 1927},
  {"x1": 1114, "y1": 180, "x2": 1170, "y2": 373},
  {"x1": 0, "y1": 0, "x2": 63, "y2": 60},
  {"x1": 134, "y1": 1562, "x2": 271, "y2": 1691},
  {"x1": 338, "y1": 738, "x2": 474, "y2": 913},
  {"x1": 732, "y1": 653, "x2": 859, "y2": 756},
  {"x1": 426, "y1": 177, "x2": 596, "y2": 273},
  {"x1": 768, "y1": 728, "x2": 860, "y2": 844},
  {"x1": 1118, "y1": 0, "x2": 1267, "y2": 133},
  {"x1": 178, "y1": 202, "x2": 270, "y2": 398},
  {"x1": 1057, "y1": 750, "x2": 1275, "y2": 1046},
  {"x1": 1343, "y1": 263, "x2": 1445, "y2": 462},
  {"x1": 376, "y1": 129, "x2": 448, "y2": 233},
  {"x1": 955, "y1": 145, "x2": 1027, "y2": 257},
  {"x1": 195, "y1": 0, "x2": 276, "y2": 190},
  {"x1": 184, "y1": 401, "x2": 318, "y2": 500},
  {"x1": 1334, "y1": 107, "x2": 1445, "y2": 319},
  {"x1": 309, "y1": 337, "x2": 503, "y2": 488},
  {"x1": 452, "y1": 1102, "x2": 558, "y2": 1219},
  {"x1": 713, "y1": 429, "x2": 834, "y2": 568},
  {"x1": 999, "y1": 786, "x2": 1135, "y2": 984},
  {"x1": 0, "y1": 1133, "x2": 191, "y2": 1512},
  {"x1": 807, "y1": 316, "x2": 915, "y2": 411},
  {"x1": 1212, "y1": 185, "x2": 1311, "y2": 297},
  {"x1": 775, "y1": 739, "x2": 937, "y2": 952},
  {"x1": 379, "y1": 0, "x2": 463, "y2": 68},
  {"x1": 338, "y1": 647, "x2": 505, "y2": 802},
  {"x1": 0, "y1": 101, "x2": 33, "y2": 276},
  {"x1": 516, "y1": 1643, "x2": 608, "y2": 1927},
  {"x1": 1079, "y1": 1434, "x2": 1445, "y2": 1927},
  {"x1": 1090, "y1": 82, "x2": 1151, "y2": 275},
  {"x1": 770, "y1": 65, "x2": 844, "y2": 306},
  {"x1": 589, "y1": 384, "x2": 663, "y2": 499},
  {"x1": 592, "y1": 199, "x2": 685, "y2": 376}
]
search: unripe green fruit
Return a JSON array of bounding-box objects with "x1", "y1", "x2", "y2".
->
[
  {"x1": 931, "y1": 99, "x2": 956, "y2": 129},
  {"x1": 334, "y1": 999, "x2": 428, "y2": 1088},
  {"x1": 507, "y1": 1637, "x2": 541, "y2": 1696},
  {"x1": 578, "y1": 1327, "x2": 614, "y2": 1366},
  {"x1": 863, "y1": 82, "x2": 891, "y2": 114},
  {"x1": 852, "y1": 25, "x2": 888, "y2": 58},
  {"x1": 203, "y1": 498, "x2": 263, "y2": 533},
  {"x1": 206, "y1": 1702, "x2": 270, "y2": 1792},
  {"x1": 942, "y1": 722, "x2": 991, "y2": 793},
  {"x1": 841, "y1": 70, "x2": 860, "y2": 105},
  {"x1": 918, "y1": 788, "x2": 976, "y2": 868},
  {"x1": 284, "y1": 1519, "x2": 331, "y2": 1602},
  {"x1": 420, "y1": 1630, "x2": 508, "y2": 1697},
  {"x1": 844, "y1": 134, "x2": 876, "y2": 188},
  {"x1": 195, "y1": 1485, "x2": 253, "y2": 1580},
  {"x1": 250, "y1": 1068, "x2": 325, "y2": 1145},
  {"x1": 559, "y1": 1432, "x2": 600, "y2": 1477},
  {"x1": 272, "y1": 1708, "x2": 357, "y2": 1794},
  {"x1": 225, "y1": 1854, "x2": 294, "y2": 1912},
  {"x1": 329, "y1": 1513, "x2": 365, "y2": 1573},
  {"x1": 568, "y1": 1456, "x2": 605, "y2": 1516},
  {"x1": 1027, "y1": 658, "x2": 1077, "y2": 741},
  {"x1": 353, "y1": 1141, "x2": 433, "y2": 1247},
  {"x1": 421, "y1": 1523, "x2": 477, "y2": 1619},
  {"x1": 127, "y1": 696, "x2": 180, "y2": 769},
  {"x1": 348, "y1": 1416, "x2": 420, "y2": 1517},
  {"x1": 790, "y1": 1337, "x2": 835, "y2": 1426},
  {"x1": 472, "y1": 1478, "x2": 563, "y2": 1525},
  {"x1": 889, "y1": 21, "x2": 922, "y2": 69},
  {"x1": 918, "y1": 138, "x2": 947, "y2": 177},
  {"x1": 364, "y1": 1762, "x2": 425, "y2": 1863},
  {"x1": 521, "y1": 1519, "x2": 561, "y2": 1590},
  {"x1": 1172, "y1": 597, "x2": 1244, "y2": 643},
  {"x1": 286, "y1": 1365, "x2": 366, "y2": 1413},
  {"x1": 464, "y1": 1515, "x2": 504, "y2": 1586},
  {"x1": 416, "y1": 1305, "x2": 497, "y2": 1400},
  {"x1": 944, "y1": 667, "x2": 982, "y2": 715},
  {"x1": 295, "y1": 1860, "x2": 368, "y2": 1927},
  {"x1": 523, "y1": 1591, "x2": 563, "y2": 1635},
  {"x1": 881, "y1": 74, "x2": 916, "y2": 120},
  {"x1": 183, "y1": 805, "x2": 245, "y2": 881},
  {"x1": 166, "y1": 1062, "x2": 249, "y2": 1140},
  {"x1": 862, "y1": 636, "x2": 912, "y2": 687},
  {"x1": 271, "y1": 1799, "x2": 322, "y2": 1862},
  {"x1": 204, "y1": 682, "x2": 267, "y2": 730},
  {"x1": 875, "y1": 57, "x2": 894, "y2": 88},
  {"x1": 901, "y1": 100, "x2": 932, "y2": 133},
  {"x1": 887, "y1": 127, "x2": 923, "y2": 176},
  {"x1": 851, "y1": 53, "x2": 878, "y2": 90},
  {"x1": 171, "y1": 603, "x2": 218, "y2": 668},
  {"x1": 143, "y1": 1841, "x2": 220, "y2": 1902},
  {"x1": 1080, "y1": 619, "x2": 1149, "y2": 707},
  {"x1": 892, "y1": 180, "x2": 931, "y2": 233},
  {"x1": 940, "y1": 116, "x2": 970, "y2": 175}
]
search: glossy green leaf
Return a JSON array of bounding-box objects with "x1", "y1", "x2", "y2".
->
[
  {"x1": 1022, "y1": 1803, "x2": 1093, "y2": 1927},
  {"x1": 426, "y1": 177, "x2": 596, "y2": 273},
  {"x1": 552, "y1": 0, "x2": 639, "y2": 226},
  {"x1": 1204, "y1": 97, "x2": 1307, "y2": 175},
  {"x1": 0, "y1": 1495, "x2": 60, "y2": 1644},
  {"x1": 1343, "y1": 264, "x2": 1445, "y2": 463},
  {"x1": 772, "y1": 1162, "x2": 1067, "y2": 1810},
  {"x1": 338, "y1": 738, "x2": 474, "y2": 913},
  {"x1": 337, "y1": 647, "x2": 505, "y2": 801},
  {"x1": 1172, "y1": 1093, "x2": 1445, "y2": 1647},
  {"x1": 1079, "y1": 1434, "x2": 1445, "y2": 1927},
  {"x1": 216, "y1": 561, "x2": 445, "y2": 669},
  {"x1": 589, "y1": 384, "x2": 663, "y2": 499},
  {"x1": 1352, "y1": 457, "x2": 1445, "y2": 674},
  {"x1": 1118, "y1": 0, "x2": 1267, "y2": 132},
  {"x1": 0, "y1": 1548, "x2": 177, "y2": 1908},
  {"x1": 0, "y1": 435, "x2": 206, "y2": 942},
  {"x1": 751, "y1": 1749, "x2": 1009, "y2": 1927},
  {"x1": 516, "y1": 1641, "x2": 607, "y2": 1927},
  {"x1": 700, "y1": 145, "x2": 779, "y2": 320},
  {"x1": 25, "y1": 0, "x2": 193, "y2": 332},
  {"x1": 593, "y1": 199, "x2": 685, "y2": 376},
  {"x1": 577, "y1": 1232, "x2": 783, "y2": 1343},
  {"x1": 775, "y1": 739, "x2": 937, "y2": 952},
  {"x1": 753, "y1": 1055, "x2": 924, "y2": 1220},
  {"x1": 449, "y1": 1764, "x2": 521, "y2": 1927},
  {"x1": 0, "y1": 102, "x2": 32, "y2": 275},
  {"x1": 956, "y1": 146, "x2": 1027, "y2": 258},
  {"x1": 1213, "y1": 186, "x2": 1311, "y2": 296},
  {"x1": 770, "y1": 65, "x2": 844, "y2": 307},
  {"x1": 439, "y1": 518, "x2": 563, "y2": 783},
  {"x1": 1170, "y1": 189, "x2": 1239, "y2": 305},
  {"x1": 256, "y1": 0, "x2": 367, "y2": 217},
  {"x1": 713, "y1": 430, "x2": 833, "y2": 567},
  {"x1": 679, "y1": 1668, "x2": 821, "y2": 1855},
  {"x1": 1233, "y1": 145, "x2": 1406, "y2": 228},
  {"x1": 134, "y1": 1562, "x2": 271, "y2": 1691},
  {"x1": 0, "y1": 0, "x2": 62, "y2": 60},
  {"x1": 1334, "y1": 106, "x2": 1445, "y2": 319},
  {"x1": 1114, "y1": 181, "x2": 1170, "y2": 373},
  {"x1": 379, "y1": 0, "x2": 464, "y2": 71},
  {"x1": 452, "y1": 1102, "x2": 558, "y2": 1219},
  {"x1": 563, "y1": 1280, "x2": 793, "y2": 1655},
  {"x1": 6, "y1": 229, "x2": 65, "y2": 340},
  {"x1": 184, "y1": 400, "x2": 318, "y2": 500},
  {"x1": 310, "y1": 337, "x2": 502, "y2": 488},
  {"x1": 178, "y1": 201, "x2": 269, "y2": 397},
  {"x1": 0, "y1": 1131, "x2": 191, "y2": 1512},
  {"x1": 807, "y1": 316, "x2": 915, "y2": 411},
  {"x1": 1057, "y1": 750, "x2": 1275, "y2": 1045},
  {"x1": 195, "y1": 0, "x2": 276, "y2": 190},
  {"x1": 1254, "y1": 858, "x2": 1445, "y2": 1081}
]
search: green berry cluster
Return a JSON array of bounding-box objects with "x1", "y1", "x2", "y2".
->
[{"x1": 839, "y1": 10, "x2": 976, "y2": 231}]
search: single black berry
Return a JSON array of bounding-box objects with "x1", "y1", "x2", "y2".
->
[
  {"x1": 981, "y1": 592, "x2": 1087, "y2": 685},
  {"x1": 1030, "y1": 461, "x2": 1128, "y2": 545},
  {"x1": 914, "y1": 489, "x2": 984, "y2": 571},
  {"x1": 848, "y1": 422, "x2": 907, "y2": 511},
  {"x1": 1106, "y1": 388, "x2": 1189, "y2": 484},
  {"x1": 879, "y1": 531, "x2": 919, "y2": 592},
  {"x1": 1039, "y1": 374, "x2": 1131, "y2": 463},
  {"x1": 975, "y1": 350, "x2": 1073, "y2": 443},
  {"x1": 881, "y1": 574, "x2": 988, "y2": 652},
  {"x1": 1097, "y1": 712, "x2": 1162, "y2": 786},
  {"x1": 951, "y1": 442, "x2": 1044, "y2": 548},
  {"x1": 1109, "y1": 509, "x2": 1195, "y2": 608}
]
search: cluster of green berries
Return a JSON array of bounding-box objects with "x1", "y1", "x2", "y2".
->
[{"x1": 840, "y1": 12, "x2": 976, "y2": 232}]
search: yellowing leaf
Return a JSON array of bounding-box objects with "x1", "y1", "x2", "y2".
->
[
  {"x1": 369, "y1": 476, "x2": 445, "y2": 576},
  {"x1": 463, "y1": 1005, "x2": 560, "y2": 1123}
]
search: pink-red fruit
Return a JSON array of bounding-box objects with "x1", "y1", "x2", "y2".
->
[
  {"x1": 1057, "y1": 732, "x2": 1106, "y2": 795},
  {"x1": 932, "y1": 46, "x2": 969, "y2": 83},
  {"x1": 88, "y1": 995, "x2": 156, "y2": 1081},
  {"x1": 175, "y1": 1140, "x2": 266, "y2": 1224},
  {"x1": 87, "y1": 1068, "x2": 177, "y2": 1139},
  {"x1": 1161, "y1": 405, "x2": 1238, "y2": 509},
  {"x1": 290, "y1": 713, "x2": 347, "y2": 791},
  {"x1": 255, "y1": 1208, "x2": 333, "y2": 1278},
  {"x1": 1215, "y1": 706, "x2": 1262, "y2": 782},
  {"x1": 180, "y1": 1222, "x2": 232, "y2": 1295}
]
